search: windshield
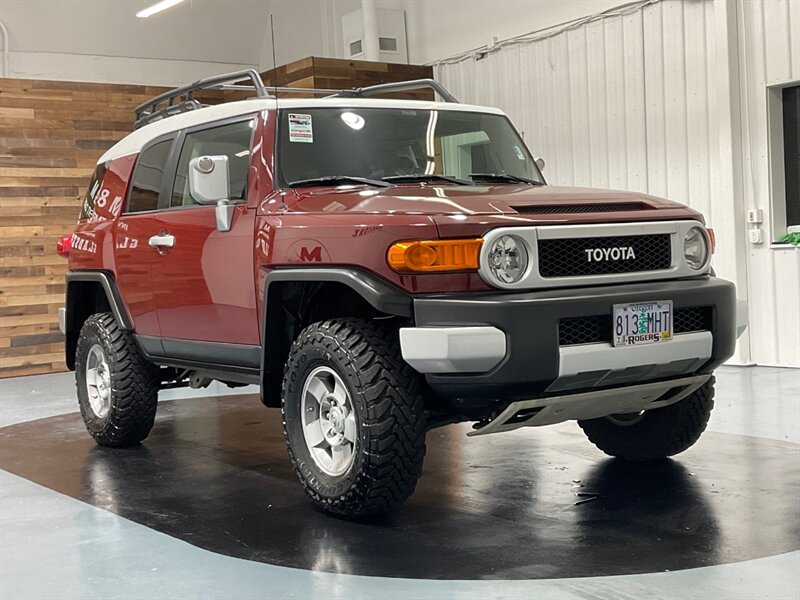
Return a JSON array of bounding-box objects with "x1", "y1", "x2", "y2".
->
[{"x1": 277, "y1": 108, "x2": 543, "y2": 186}]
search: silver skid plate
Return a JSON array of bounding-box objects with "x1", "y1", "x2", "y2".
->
[{"x1": 468, "y1": 374, "x2": 711, "y2": 436}]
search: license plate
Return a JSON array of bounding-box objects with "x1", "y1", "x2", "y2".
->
[{"x1": 612, "y1": 300, "x2": 673, "y2": 347}]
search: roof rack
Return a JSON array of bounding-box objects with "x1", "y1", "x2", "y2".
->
[
  {"x1": 133, "y1": 71, "x2": 459, "y2": 130},
  {"x1": 133, "y1": 69, "x2": 270, "y2": 130},
  {"x1": 330, "y1": 78, "x2": 459, "y2": 103}
]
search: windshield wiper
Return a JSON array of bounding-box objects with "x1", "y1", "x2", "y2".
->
[
  {"x1": 469, "y1": 173, "x2": 544, "y2": 186},
  {"x1": 287, "y1": 176, "x2": 392, "y2": 188},
  {"x1": 382, "y1": 174, "x2": 472, "y2": 185}
]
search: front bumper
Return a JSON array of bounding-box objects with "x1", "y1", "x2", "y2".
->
[{"x1": 400, "y1": 276, "x2": 741, "y2": 401}]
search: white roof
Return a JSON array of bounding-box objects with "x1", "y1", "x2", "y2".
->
[{"x1": 98, "y1": 97, "x2": 506, "y2": 164}]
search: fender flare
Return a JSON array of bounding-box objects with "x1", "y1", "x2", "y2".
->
[
  {"x1": 66, "y1": 271, "x2": 133, "y2": 330},
  {"x1": 259, "y1": 267, "x2": 413, "y2": 404},
  {"x1": 64, "y1": 271, "x2": 133, "y2": 370},
  {"x1": 263, "y1": 267, "x2": 413, "y2": 320}
]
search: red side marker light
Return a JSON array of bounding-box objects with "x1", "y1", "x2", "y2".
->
[
  {"x1": 706, "y1": 228, "x2": 716, "y2": 254},
  {"x1": 56, "y1": 234, "x2": 72, "y2": 257}
]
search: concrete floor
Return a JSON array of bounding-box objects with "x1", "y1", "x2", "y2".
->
[{"x1": 1, "y1": 366, "x2": 798, "y2": 599}]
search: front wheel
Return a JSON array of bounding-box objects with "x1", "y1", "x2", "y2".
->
[
  {"x1": 578, "y1": 376, "x2": 715, "y2": 461},
  {"x1": 75, "y1": 313, "x2": 160, "y2": 447},
  {"x1": 282, "y1": 318, "x2": 426, "y2": 517}
]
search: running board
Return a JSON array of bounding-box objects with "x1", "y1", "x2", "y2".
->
[{"x1": 467, "y1": 374, "x2": 711, "y2": 437}]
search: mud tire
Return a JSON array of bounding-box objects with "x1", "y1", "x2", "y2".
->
[
  {"x1": 578, "y1": 377, "x2": 715, "y2": 461},
  {"x1": 75, "y1": 313, "x2": 159, "y2": 447},
  {"x1": 282, "y1": 319, "x2": 426, "y2": 516}
]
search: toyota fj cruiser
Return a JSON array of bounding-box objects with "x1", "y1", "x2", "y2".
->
[{"x1": 60, "y1": 70, "x2": 747, "y2": 516}]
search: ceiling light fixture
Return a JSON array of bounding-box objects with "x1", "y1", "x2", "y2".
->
[
  {"x1": 340, "y1": 112, "x2": 365, "y2": 130},
  {"x1": 136, "y1": 0, "x2": 185, "y2": 18}
]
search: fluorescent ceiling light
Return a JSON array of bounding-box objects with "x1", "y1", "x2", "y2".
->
[{"x1": 136, "y1": 0, "x2": 185, "y2": 18}]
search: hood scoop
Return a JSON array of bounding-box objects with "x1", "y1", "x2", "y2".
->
[{"x1": 512, "y1": 202, "x2": 647, "y2": 214}]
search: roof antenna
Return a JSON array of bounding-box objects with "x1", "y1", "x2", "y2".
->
[
  {"x1": 270, "y1": 13, "x2": 288, "y2": 212},
  {"x1": 270, "y1": 14, "x2": 278, "y2": 98}
]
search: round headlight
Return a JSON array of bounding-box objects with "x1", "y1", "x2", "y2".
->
[
  {"x1": 684, "y1": 227, "x2": 709, "y2": 270},
  {"x1": 487, "y1": 235, "x2": 528, "y2": 283}
]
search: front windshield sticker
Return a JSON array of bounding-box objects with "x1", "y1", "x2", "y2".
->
[
  {"x1": 513, "y1": 144, "x2": 525, "y2": 160},
  {"x1": 288, "y1": 113, "x2": 313, "y2": 143}
]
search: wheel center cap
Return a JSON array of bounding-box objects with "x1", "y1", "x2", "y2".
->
[{"x1": 329, "y1": 407, "x2": 344, "y2": 432}]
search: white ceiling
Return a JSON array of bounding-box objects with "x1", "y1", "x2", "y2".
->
[
  {"x1": 0, "y1": 0, "x2": 629, "y2": 84},
  {"x1": 0, "y1": 0, "x2": 270, "y2": 65}
]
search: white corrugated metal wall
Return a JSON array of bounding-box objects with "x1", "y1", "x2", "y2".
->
[
  {"x1": 434, "y1": 0, "x2": 799, "y2": 367},
  {"x1": 737, "y1": 0, "x2": 800, "y2": 367}
]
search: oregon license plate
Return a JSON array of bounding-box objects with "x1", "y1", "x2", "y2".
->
[{"x1": 612, "y1": 300, "x2": 673, "y2": 347}]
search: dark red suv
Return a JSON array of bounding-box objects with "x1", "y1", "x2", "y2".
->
[{"x1": 60, "y1": 70, "x2": 747, "y2": 516}]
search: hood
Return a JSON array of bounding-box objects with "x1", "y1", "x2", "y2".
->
[{"x1": 285, "y1": 183, "x2": 698, "y2": 221}]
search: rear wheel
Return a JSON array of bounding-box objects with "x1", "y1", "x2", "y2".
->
[
  {"x1": 578, "y1": 376, "x2": 715, "y2": 461},
  {"x1": 75, "y1": 313, "x2": 159, "y2": 447},
  {"x1": 282, "y1": 318, "x2": 426, "y2": 516}
]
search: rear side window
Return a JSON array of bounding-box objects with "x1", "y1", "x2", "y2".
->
[
  {"x1": 170, "y1": 119, "x2": 253, "y2": 208},
  {"x1": 127, "y1": 140, "x2": 172, "y2": 213},
  {"x1": 79, "y1": 162, "x2": 108, "y2": 220}
]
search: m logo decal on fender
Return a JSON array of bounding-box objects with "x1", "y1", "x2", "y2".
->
[
  {"x1": 299, "y1": 246, "x2": 323, "y2": 262},
  {"x1": 286, "y1": 240, "x2": 331, "y2": 263}
]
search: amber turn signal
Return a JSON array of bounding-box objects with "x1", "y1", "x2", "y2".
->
[
  {"x1": 707, "y1": 227, "x2": 716, "y2": 254},
  {"x1": 388, "y1": 239, "x2": 483, "y2": 273}
]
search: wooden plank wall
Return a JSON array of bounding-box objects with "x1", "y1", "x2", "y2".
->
[
  {"x1": 307, "y1": 57, "x2": 434, "y2": 100},
  {"x1": 0, "y1": 79, "x2": 168, "y2": 378},
  {"x1": 260, "y1": 57, "x2": 434, "y2": 101},
  {"x1": 0, "y1": 58, "x2": 433, "y2": 378}
]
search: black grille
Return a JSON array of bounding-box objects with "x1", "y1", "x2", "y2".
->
[
  {"x1": 674, "y1": 306, "x2": 713, "y2": 334},
  {"x1": 513, "y1": 202, "x2": 646, "y2": 214},
  {"x1": 559, "y1": 307, "x2": 712, "y2": 346},
  {"x1": 558, "y1": 315, "x2": 612, "y2": 346},
  {"x1": 538, "y1": 234, "x2": 671, "y2": 277}
]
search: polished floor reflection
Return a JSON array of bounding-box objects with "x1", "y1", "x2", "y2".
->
[{"x1": 1, "y1": 391, "x2": 797, "y2": 580}]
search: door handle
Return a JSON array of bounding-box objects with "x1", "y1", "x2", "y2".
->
[{"x1": 148, "y1": 234, "x2": 175, "y2": 249}]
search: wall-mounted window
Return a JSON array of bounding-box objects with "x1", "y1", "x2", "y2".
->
[
  {"x1": 768, "y1": 82, "x2": 800, "y2": 242},
  {"x1": 781, "y1": 86, "x2": 799, "y2": 229}
]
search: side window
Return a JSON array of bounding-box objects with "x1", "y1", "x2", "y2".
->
[
  {"x1": 171, "y1": 119, "x2": 254, "y2": 208},
  {"x1": 127, "y1": 140, "x2": 172, "y2": 213},
  {"x1": 79, "y1": 162, "x2": 108, "y2": 220}
]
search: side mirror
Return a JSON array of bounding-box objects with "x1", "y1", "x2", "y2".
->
[
  {"x1": 535, "y1": 157, "x2": 545, "y2": 172},
  {"x1": 189, "y1": 155, "x2": 230, "y2": 204},
  {"x1": 188, "y1": 155, "x2": 235, "y2": 232}
]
